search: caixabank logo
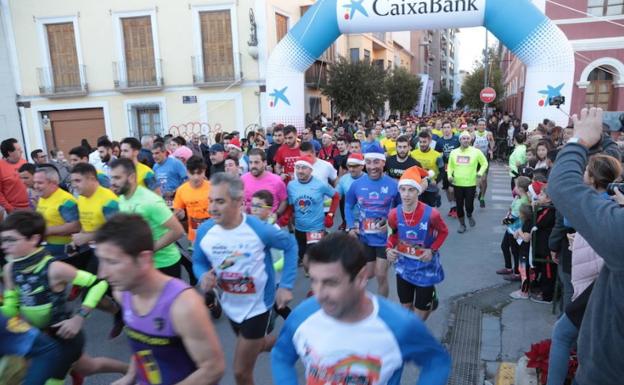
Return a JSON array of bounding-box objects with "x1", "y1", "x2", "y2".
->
[{"x1": 343, "y1": 0, "x2": 479, "y2": 20}]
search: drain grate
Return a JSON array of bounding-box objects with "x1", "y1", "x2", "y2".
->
[{"x1": 444, "y1": 283, "x2": 516, "y2": 385}]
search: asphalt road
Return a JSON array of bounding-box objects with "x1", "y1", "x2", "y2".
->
[{"x1": 76, "y1": 163, "x2": 515, "y2": 385}]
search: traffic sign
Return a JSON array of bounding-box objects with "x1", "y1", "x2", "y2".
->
[{"x1": 480, "y1": 87, "x2": 496, "y2": 104}]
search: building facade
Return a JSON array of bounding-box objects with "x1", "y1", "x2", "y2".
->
[{"x1": 501, "y1": 0, "x2": 624, "y2": 124}]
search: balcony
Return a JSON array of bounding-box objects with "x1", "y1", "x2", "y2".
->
[
  {"x1": 305, "y1": 61, "x2": 327, "y2": 88},
  {"x1": 192, "y1": 53, "x2": 242, "y2": 87},
  {"x1": 372, "y1": 32, "x2": 386, "y2": 43},
  {"x1": 37, "y1": 65, "x2": 88, "y2": 98},
  {"x1": 113, "y1": 59, "x2": 163, "y2": 92}
]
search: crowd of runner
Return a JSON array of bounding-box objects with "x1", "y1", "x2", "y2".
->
[{"x1": 0, "y1": 107, "x2": 622, "y2": 385}]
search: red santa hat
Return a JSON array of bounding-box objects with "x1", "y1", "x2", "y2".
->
[
  {"x1": 228, "y1": 138, "x2": 242, "y2": 151},
  {"x1": 398, "y1": 166, "x2": 434, "y2": 193},
  {"x1": 294, "y1": 155, "x2": 314, "y2": 169},
  {"x1": 346, "y1": 153, "x2": 365, "y2": 166}
]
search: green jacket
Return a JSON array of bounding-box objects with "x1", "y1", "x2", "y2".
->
[
  {"x1": 448, "y1": 146, "x2": 488, "y2": 187},
  {"x1": 509, "y1": 144, "x2": 527, "y2": 176}
]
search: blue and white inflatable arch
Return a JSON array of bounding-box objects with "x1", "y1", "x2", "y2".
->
[{"x1": 264, "y1": 0, "x2": 574, "y2": 130}]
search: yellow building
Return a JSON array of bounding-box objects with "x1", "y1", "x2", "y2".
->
[{"x1": 3, "y1": 0, "x2": 414, "y2": 154}]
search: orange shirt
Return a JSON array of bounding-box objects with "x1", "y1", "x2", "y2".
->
[{"x1": 173, "y1": 180, "x2": 211, "y2": 241}]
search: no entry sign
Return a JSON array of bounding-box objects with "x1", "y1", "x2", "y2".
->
[{"x1": 480, "y1": 87, "x2": 496, "y2": 104}]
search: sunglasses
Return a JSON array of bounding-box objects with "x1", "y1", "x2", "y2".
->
[{"x1": 251, "y1": 203, "x2": 272, "y2": 209}]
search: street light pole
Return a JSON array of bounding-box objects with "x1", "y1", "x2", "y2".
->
[{"x1": 483, "y1": 30, "x2": 489, "y2": 118}]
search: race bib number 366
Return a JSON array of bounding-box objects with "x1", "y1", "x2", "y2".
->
[{"x1": 219, "y1": 275, "x2": 256, "y2": 294}]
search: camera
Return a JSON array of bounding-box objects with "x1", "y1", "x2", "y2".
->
[
  {"x1": 549, "y1": 96, "x2": 565, "y2": 108},
  {"x1": 606, "y1": 183, "x2": 624, "y2": 196}
]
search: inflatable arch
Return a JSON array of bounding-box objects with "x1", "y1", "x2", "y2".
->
[{"x1": 264, "y1": 0, "x2": 574, "y2": 130}]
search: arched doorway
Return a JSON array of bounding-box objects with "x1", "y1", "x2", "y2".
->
[{"x1": 585, "y1": 66, "x2": 614, "y2": 110}]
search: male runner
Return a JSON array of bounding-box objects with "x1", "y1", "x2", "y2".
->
[
  {"x1": 1, "y1": 211, "x2": 109, "y2": 385},
  {"x1": 336, "y1": 153, "x2": 365, "y2": 230},
  {"x1": 68, "y1": 146, "x2": 111, "y2": 188},
  {"x1": 95, "y1": 214, "x2": 225, "y2": 385},
  {"x1": 385, "y1": 135, "x2": 420, "y2": 179},
  {"x1": 271, "y1": 232, "x2": 451, "y2": 385},
  {"x1": 387, "y1": 167, "x2": 449, "y2": 320},
  {"x1": 192, "y1": 172, "x2": 298, "y2": 385},
  {"x1": 119, "y1": 137, "x2": 159, "y2": 192},
  {"x1": 274, "y1": 125, "x2": 301, "y2": 183},
  {"x1": 448, "y1": 132, "x2": 489, "y2": 233},
  {"x1": 33, "y1": 167, "x2": 80, "y2": 260},
  {"x1": 345, "y1": 149, "x2": 400, "y2": 297},
  {"x1": 435, "y1": 121, "x2": 460, "y2": 217},
  {"x1": 110, "y1": 158, "x2": 185, "y2": 277},
  {"x1": 380, "y1": 124, "x2": 399, "y2": 156},
  {"x1": 473, "y1": 118, "x2": 495, "y2": 207},
  {"x1": 241, "y1": 148, "x2": 287, "y2": 215},
  {"x1": 281, "y1": 155, "x2": 339, "y2": 263},
  {"x1": 411, "y1": 130, "x2": 444, "y2": 208},
  {"x1": 152, "y1": 141, "x2": 187, "y2": 205}
]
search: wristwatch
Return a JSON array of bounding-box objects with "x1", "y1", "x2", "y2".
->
[{"x1": 76, "y1": 307, "x2": 92, "y2": 319}]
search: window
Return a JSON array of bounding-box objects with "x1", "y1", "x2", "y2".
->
[
  {"x1": 309, "y1": 97, "x2": 321, "y2": 118},
  {"x1": 275, "y1": 13, "x2": 288, "y2": 43},
  {"x1": 45, "y1": 22, "x2": 81, "y2": 91},
  {"x1": 350, "y1": 48, "x2": 360, "y2": 63},
  {"x1": 199, "y1": 10, "x2": 234, "y2": 82},
  {"x1": 588, "y1": 0, "x2": 624, "y2": 16},
  {"x1": 122, "y1": 16, "x2": 157, "y2": 87},
  {"x1": 363, "y1": 49, "x2": 371, "y2": 63},
  {"x1": 585, "y1": 67, "x2": 614, "y2": 110},
  {"x1": 136, "y1": 106, "x2": 161, "y2": 137}
]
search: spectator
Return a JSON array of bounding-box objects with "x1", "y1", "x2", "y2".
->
[
  {"x1": 318, "y1": 133, "x2": 340, "y2": 167},
  {"x1": 18, "y1": 163, "x2": 39, "y2": 209},
  {"x1": 111, "y1": 141, "x2": 121, "y2": 158},
  {"x1": 0, "y1": 138, "x2": 29, "y2": 212},
  {"x1": 188, "y1": 134, "x2": 203, "y2": 159},
  {"x1": 226, "y1": 138, "x2": 248, "y2": 173},
  {"x1": 96, "y1": 137, "x2": 116, "y2": 176},
  {"x1": 30, "y1": 149, "x2": 47, "y2": 165},
  {"x1": 1, "y1": 138, "x2": 26, "y2": 172},
  {"x1": 199, "y1": 135, "x2": 210, "y2": 160},
  {"x1": 138, "y1": 135, "x2": 155, "y2": 167},
  {"x1": 208, "y1": 143, "x2": 226, "y2": 177}
]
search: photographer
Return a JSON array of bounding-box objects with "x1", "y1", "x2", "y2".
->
[{"x1": 548, "y1": 107, "x2": 623, "y2": 385}]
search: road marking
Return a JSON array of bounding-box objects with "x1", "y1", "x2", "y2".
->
[
  {"x1": 491, "y1": 189, "x2": 511, "y2": 194},
  {"x1": 491, "y1": 195, "x2": 513, "y2": 202}
]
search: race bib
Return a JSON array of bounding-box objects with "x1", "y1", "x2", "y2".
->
[
  {"x1": 306, "y1": 231, "x2": 325, "y2": 244},
  {"x1": 396, "y1": 241, "x2": 424, "y2": 260},
  {"x1": 457, "y1": 156, "x2": 471, "y2": 164},
  {"x1": 219, "y1": 273, "x2": 256, "y2": 294},
  {"x1": 363, "y1": 218, "x2": 386, "y2": 234}
]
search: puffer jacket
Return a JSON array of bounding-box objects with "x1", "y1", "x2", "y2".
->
[{"x1": 571, "y1": 232, "x2": 604, "y2": 301}]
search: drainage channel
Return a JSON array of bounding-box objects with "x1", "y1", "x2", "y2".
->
[{"x1": 444, "y1": 283, "x2": 516, "y2": 385}]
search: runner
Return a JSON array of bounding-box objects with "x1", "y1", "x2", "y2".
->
[
  {"x1": 447, "y1": 132, "x2": 489, "y2": 233},
  {"x1": 473, "y1": 118, "x2": 495, "y2": 207},
  {"x1": 281, "y1": 155, "x2": 339, "y2": 264},
  {"x1": 385, "y1": 135, "x2": 420, "y2": 179},
  {"x1": 68, "y1": 146, "x2": 111, "y2": 188},
  {"x1": 1, "y1": 211, "x2": 109, "y2": 385},
  {"x1": 94, "y1": 214, "x2": 225, "y2": 385},
  {"x1": 345, "y1": 148, "x2": 400, "y2": 298},
  {"x1": 274, "y1": 125, "x2": 301, "y2": 184},
  {"x1": 336, "y1": 153, "x2": 366, "y2": 231},
  {"x1": 386, "y1": 167, "x2": 449, "y2": 320},
  {"x1": 380, "y1": 124, "x2": 399, "y2": 156},
  {"x1": 151, "y1": 141, "x2": 188, "y2": 206},
  {"x1": 271, "y1": 231, "x2": 451, "y2": 385},
  {"x1": 192, "y1": 172, "x2": 298, "y2": 385},
  {"x1": 119, "y1": 137, "x2": 159, "y2": 192},
  {"x1": 33, "y1": 166, "x2": 80, "y2": 260},
  {"x1": 299, "y1": 142, "x2": 337, "y2": 187},
  {"x1": 435, "y1": 121, "x2": 460, "y2": 217},
  {"x1": 110, "y1": 158, "x2": 185, "y2": 278},
  {"x1": 410, "y1": 130, "x2": 444, "y2": 208},
  {"x1": 241, "y1": 149, "x2": 288, "y2": 216}
]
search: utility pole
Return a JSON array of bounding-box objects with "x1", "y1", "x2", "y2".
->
[{"x1": 483, "y1": 30, "x2": 489, "y2": 118}]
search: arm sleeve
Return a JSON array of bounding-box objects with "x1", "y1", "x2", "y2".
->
[
  {"x1": 549, "y1": 144, "x2": 624, "y2": 271},
  {"x1": 447, "y1": 153, "x2": 456, "y2": 178},
  {"x1": 386, "y1": 209, "x2": 398, "y2": 249},
  {"x1": 97, "y1": 174, "x2": 111, "y2": 188},
  {"x1": 548, "y1": 211, "x2": 567, "y2": 252},
  {"x1": 73, "y1": 270, "x2": 109, "y2": 308},
  {"x1": 345, "y1": 183, "x2": 357, "y2": 228},
  {"x1": 102, "y1": 199, "x2": 120, "y2": 220},
  {"x1": 327, "y1": 192, "x2": 340, "y2": 216},
  {"x1": 192, "y1": 224, "x2": 214, "y2": 280},
  {"x1": 172, "y1": 189, "x2": 185, "y2": 210},
  {"x1": 144, "y1": 171, "x2": 158, "y2": 191},
  {"x1": 477, "y1": 151, "x2": 488, "y2": 176},
  {"x1": 402, "y1": 317, "x2": 451, "y2": 385},
  {"x1": 59, "y1": 200, "x2": 79, "y2": 222},
  {"x1": 429, "y1": 209, "x2": 449, "y2": 251},
  {"x1": 1, "y1": 289, "x2": 19, "y2": 318}
]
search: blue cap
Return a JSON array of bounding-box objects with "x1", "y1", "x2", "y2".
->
[{"x1": 209, "y1": 143, "x2": 225, "y2": 152}]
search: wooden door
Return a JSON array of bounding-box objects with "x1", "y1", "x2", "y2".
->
[
  {"x1": 275, "y1": 13, "x2": 288, "y2": 44},
  {"x1": 46, "y1": 23, "x2": 80, "y2": 91},
  {"x1": 586, "y1": 80, "x2": 613, "y2": 110},
  {"x1": 200, "y1": 10, "x2": 234, "y2": 82},
  {"x1": 45, "y1": 109, "x2": 105, "y2": 155},
  {"x1": 122, "y1": 16, "x2": 156, "y2": 87}
]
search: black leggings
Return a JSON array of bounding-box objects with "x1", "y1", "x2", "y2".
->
[
  {"x1": 501, "y1": 232, "x2": 520, "y2": 274},
  {"x1": 294, "y1": 229, "x2": 308, "y2": 262},
  {"x1": 454, "y1": 186, "x2": 476, "y2": 219},
  {"x1": 158, "y1": 260, "x2": 182, "y2": 278}
]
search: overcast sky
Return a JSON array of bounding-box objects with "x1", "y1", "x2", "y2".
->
[{"x1": 457, "y1": 27, "x2": 498, "y2": 73}]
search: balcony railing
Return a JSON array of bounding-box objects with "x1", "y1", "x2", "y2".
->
[
  {"x1": 372, "y1": 32, "x2": 386, "y2": 43},
  {"x1": 192, "y1": 53, "x2": 242, "y2": 86},
  {"x1": 305, "y1": 61, "x2": 327, "y2": 88},
  {"x1": 113, "y1": 59, "x2": 163, "y2": 91},
  {"x1": 37, "y1": 65, "x2": 88, "y2": 97}
]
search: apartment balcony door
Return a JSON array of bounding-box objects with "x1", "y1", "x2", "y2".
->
[
  {"x1": 122, "y1": 16, "x2": 156, "y2": 87},
  {"x1": 200, "y1": 10, "x2": 234, "y2": 82},
  {"x1": 46, "y1": 23, "x2": 80, "y2": 91},
  {"x1": 585, "y1": 67, "x2": 614, "y2": 110}
]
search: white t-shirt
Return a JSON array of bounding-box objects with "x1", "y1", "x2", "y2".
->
[{"x1": 311, "y1": 158, "x2": 337, "y2": 186}]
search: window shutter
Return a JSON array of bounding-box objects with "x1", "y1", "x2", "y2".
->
[
  {"x1": 46, "y1": 23, "x2": 80, "y2": 90},
  {"x1": 122, "y1": 16, "x2": 156, "y2": 86},
  {"x1": 200, "y1": 10, "x2": 234, "y2": 82},
  {"x1": 275, "y1": 13, "x2": 288, "y2": 44}
]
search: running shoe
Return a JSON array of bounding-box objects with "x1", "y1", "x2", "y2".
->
[
  {"x1": 448, "y1": 207, "x2": 457, "y2": 217},
  {"x1": 205, "y1": 289, "x2": 222, "y2": 319},
  {"x1": 457, "y1": 224, "x2": 467, "y2": 234},
  {"x1": 468, "y1": 216, "x2": 476, "y2": 227},
  {"x1": 480, "y1": 198, "x2": 485, "y2": 208},
  {"x1": 496, "y1": 268, "x2": 513, "y2": 275},
  {"x1": 338, "y1": 223, "x2": 346, "y2": 231},
  {"x1": 509, "y1": 289, "x2": 529, "y2": 300},
  {"x1": 529, "y1": 294, "x2": 552, "y2": 304},
  {"x1": 503, "y1": 273, "x2": 521, "y2": 282}
]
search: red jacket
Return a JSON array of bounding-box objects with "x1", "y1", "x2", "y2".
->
[{"x1": 0, "y1": 158, "x2": 29, "y2": 212}]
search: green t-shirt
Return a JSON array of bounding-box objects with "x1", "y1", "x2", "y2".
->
[
  {"x1": 119, "y1": 186, "x2": 180, "y2": 268},
  {"x1": 447, "y1": 146, "x2": 488, "y2": 187},
  {"x1": 509, "y1": 144, "x2": 527, "y2": 176}
]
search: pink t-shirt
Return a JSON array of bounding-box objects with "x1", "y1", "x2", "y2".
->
[{"x1": 241, "y1": 171, "x2": 287, "y2": 213}]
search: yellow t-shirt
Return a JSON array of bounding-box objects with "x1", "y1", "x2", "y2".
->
[
  {"x1": 173, "y1": 180, "x2": 211, "y2": 241},
  {"x1": 380, "y1": 138, "x2": 397, "y2": 156},
  {"x1": 410, "y1": 148, "x2": 441, "y2": 179},
  {"x1": 77, "y1": 186, "x2": 119, "y2": 233},
  {"x1": 136, "y1": 162, "x2": 157, "y2": 190},
  {"x1": 36, "y1": 188, "x2": 78, "y2": 245}
]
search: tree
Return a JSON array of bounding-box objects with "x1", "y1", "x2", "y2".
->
[
  {"x1": 321, "y1": 57, "x2": 387, "y2": 118},
  {"x1": 437, "y1": 87, "x2": 454, "y2": 110},
  {"x1": 461, "y1": 49, "x2": 504, "y2": 109},
  {"x1": 385, "y1": 67, "x2": 422, "y2": 117}
]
